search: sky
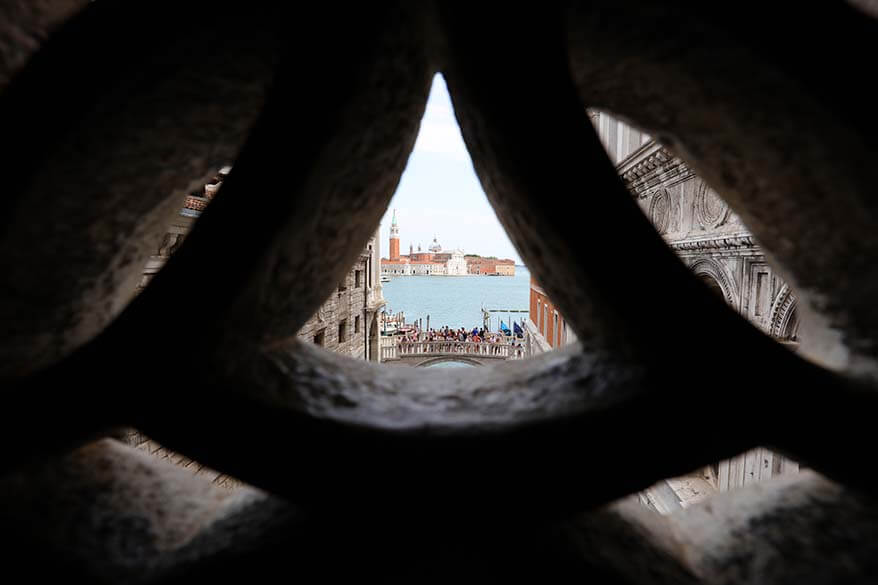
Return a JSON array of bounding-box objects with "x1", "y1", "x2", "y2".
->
[{"x1": 378, "y1": 74, "x2": 523, "y2": 265}]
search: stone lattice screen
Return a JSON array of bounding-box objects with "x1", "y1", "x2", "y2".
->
[{"x1": 2, "y1": 2, "x2": 878, "y2": 583}]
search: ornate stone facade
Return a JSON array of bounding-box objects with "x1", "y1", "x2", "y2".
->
[
  {"x1": 596, "y1": 112, "x2": 800, "y2": 345},
  {"x1": 296, "y1": 233, "x2": 385, "y2": 362}
]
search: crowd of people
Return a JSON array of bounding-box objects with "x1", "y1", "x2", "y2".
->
[{"x1": 397, "y1": 325, "x2": 524, "y2": 358}]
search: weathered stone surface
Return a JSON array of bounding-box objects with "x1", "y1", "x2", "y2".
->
[
  {"x1": 0, "y1": 0, "x2": 86, "y2": 91},
  {"x1": 0, "y1": 3, "x2": 282, "y2": 378},
  {"x1": 0, "y1": 439, "x2": 296, "y2": 583},
  {"x1": 295, "y1": 246, "x2": 379, "y2": 362},
  {"x1": 1, "y1": 2, "x2": 878, "y2": 583},
  {"x1": 570, "y1": 472, "x2": 878, "y2": 585}
]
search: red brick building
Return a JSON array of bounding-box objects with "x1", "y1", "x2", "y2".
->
[
  {"x1": 528, "y1": 277, "x2": 570, "y2": 348},
  {"x1": 465, "y1": 256, "x2": 516, "y2": 275}
]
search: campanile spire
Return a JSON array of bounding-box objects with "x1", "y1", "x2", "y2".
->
[{"x1": 389, "y1": 209, "x2": 400, "y2": 260}]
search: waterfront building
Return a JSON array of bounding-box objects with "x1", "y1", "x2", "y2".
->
[
  {"x1": 380, "y1": 211, "x2": 515, "y2": 276},
  {"x1": 527, "y1": 278, "x2": 576, "y2": 351},
  {"x1": 410, "y1": 261, "x2": 446, "y2": 276},
  {"x1": 446, "y1": 249, "x2": 468, "y2": 276},
  {"x1": 297, "y1": 232, "x2": 385, "y2": 361},
  {"x1": 465, "y1": 256, "x2": 516, "y2": 276},
  {"x1": 493, "y1": 263, "x2": 515, "y2": 276},
  {"x1": 408, "y1": 244, "x2": 434, "y2": 263},
  {"x1": 383, "y1": 260, "x2": 412, "y2": 276}
]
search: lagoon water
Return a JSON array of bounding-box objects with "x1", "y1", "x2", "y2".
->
[{"x1": 381, "y1": 265, "x2": 530, "y2": 333}]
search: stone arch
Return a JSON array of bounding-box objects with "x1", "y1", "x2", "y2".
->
[
  {"x1": 689, "y1": 258, "x2": 739, "y2": 310},
  {"x1": 416, "y1": 356, "x2": 482, "y2": 368},
  {"x1": 769, "y1": 284, "x2": 800, "y2": 341}
]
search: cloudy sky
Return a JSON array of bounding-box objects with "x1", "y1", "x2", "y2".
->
[{"x1": 378, "y1": 74, "x2": 523, "y2": 264}]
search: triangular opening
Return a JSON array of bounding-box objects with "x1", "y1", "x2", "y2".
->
[{"x1": 373, "y1": 74, "x2": 574, "y2": 368}]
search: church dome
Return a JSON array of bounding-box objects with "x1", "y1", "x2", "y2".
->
[{"x1": 428, "y1": 235, "x2": 442, "y2": 253}]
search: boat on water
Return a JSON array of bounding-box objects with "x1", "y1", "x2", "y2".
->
[{"x1": 380, "y1": 275, "x2": 391, "y2": 283}]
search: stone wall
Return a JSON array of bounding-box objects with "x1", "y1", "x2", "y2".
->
[{"x1": 296, "y1": 248, "x2": 379, "y2": 361}]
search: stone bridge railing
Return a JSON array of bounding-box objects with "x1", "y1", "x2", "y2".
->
[{"x1": 381, "y1": 339, "x2": 524, "y2": 362}]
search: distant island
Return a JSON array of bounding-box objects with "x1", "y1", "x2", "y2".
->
[{"x1": 380, "y1": 210, "x2": 515, "y2": 277}]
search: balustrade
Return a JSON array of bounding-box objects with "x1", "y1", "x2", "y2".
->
[{"x1": 381, "y1": 339, "x2": 523, "y2": 360}]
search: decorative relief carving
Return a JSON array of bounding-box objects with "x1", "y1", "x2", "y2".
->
[
  {"x1": 689, "y1": 258, "x2": 739, "y2": 310},
  {"x1": 619, "y1": 144, "x2": 694, "y2": 198},
  {"x1": 621, "y1": 148, "x2": 673, "y2": 185},
  {"x1": 649, "y1": 188, "x2": 672, "y2": 234},
  {"x1": 694, "y1": 180, "x2": 730, "y2": 230},
  {"x1": 769, "y1": 284, "x2": 799, "y2": 340},
  {"x1": 670, "y1": 234, "x2": 754, "y2": 251},
  {"x1": 670, "y1": 189, "x2": 682, "y2": 233}
]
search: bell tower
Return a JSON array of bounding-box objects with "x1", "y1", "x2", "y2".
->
[{"x1": 389, "y1": 209, "x2": 400, "y2": 260}]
